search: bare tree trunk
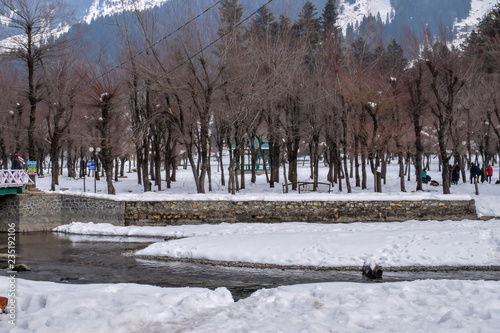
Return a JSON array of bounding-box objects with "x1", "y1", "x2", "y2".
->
[
  {"x1": 120, "y1": 156, "x2": 126, "y2": 177},
  {"x1": 250, "y1": 133, "x2": 257, "y2": 184},
  {"x1": 114, "y1": 158, "x2": 119, "y2": 182},
  {"x1": 355, "y1": 136, "x2": 360, "y2": 187},
  {"x1": 343, "y1": 147, "x2": 351, "y2": 193},
  {"x1": 398, "y1": 153, "x2": 406, "y2": 192},
  {"x1": 361, "y1": 150, "x2": 367, "y2": 190},
  {"x1": 282, "y1": 159, "x2": 288, "y2": 193},
  {"x1": 239, "y1": 143, "x2": 245, "y2": 190}
]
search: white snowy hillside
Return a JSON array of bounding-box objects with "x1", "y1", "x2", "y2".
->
[
  {"x1": 55, "y1": 0, "x2": 500, "y2": 44},
  {"x1": 454, "y1": 0, "x2": 498, "y2": 40},
  {"x1": 66, "y1": 0, "x2": 170, "y2": 24},
  {"x1": 337, "y1": 0, "x2": 394, "y2": 30}
]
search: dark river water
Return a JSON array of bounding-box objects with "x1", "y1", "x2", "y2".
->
[{"x1": 2, "y1": 232, "x2": 499, "y2": 300}]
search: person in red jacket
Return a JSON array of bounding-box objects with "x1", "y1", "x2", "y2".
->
[
  {"x1": 11, "y1": 153, "x2": 22, "y2": 170},
  {"x1": 486, "y1": 165, "x2": 493, "y2": 184}
]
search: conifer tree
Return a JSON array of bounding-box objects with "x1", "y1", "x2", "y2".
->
[
  {"x1": 295, "y1": 1, "x2": 321, "y2": 48},
  {"x1": 250, "y1": 5, "x2": 276, "y2": 40},
  {"x1": 218, "y1": 0, "x2": 243, "y2": 37},
  {"x1": 464, "y1": 2, "x2": 500, "y2": 73},
  {"x1": 321, "y1": 0, "x2": 341, "y2": 39},
  {"x1": 385, "y1": 39, "x2": 407, "y2": 72}
]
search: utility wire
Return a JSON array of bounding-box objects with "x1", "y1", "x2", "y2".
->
[
  {"x1": 0, "y1": 0, "x2": 276, "y2": 137},
  {"x1": 79, "y1": 0, "x2": 224, "y2": 90},
  {"x1": 1, "y1": 0, "x2": 223, "y2": 130},
  {"x1": 130, "y1": 0, "x2": 275, "y2": 99}
]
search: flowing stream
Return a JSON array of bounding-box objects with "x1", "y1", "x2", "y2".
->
[{"x1": 2, "y1": 232, "x2": 498, "y2": 300}]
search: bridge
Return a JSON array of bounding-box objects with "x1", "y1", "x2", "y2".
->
[{"x1": 0, "y1": 170, "x2": 34, "y2": 195}]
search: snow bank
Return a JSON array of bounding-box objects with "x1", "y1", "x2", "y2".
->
[
  {"x1": 55, "y1": 219, "x2": 500, "y2": 268},
  {"x1": 1, "y1": 278, "x2": 499, "y2": 332}
]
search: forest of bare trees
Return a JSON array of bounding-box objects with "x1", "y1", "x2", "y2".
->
[{"x1": 1, "y1": 0, "x2": 499, "y2": 195}]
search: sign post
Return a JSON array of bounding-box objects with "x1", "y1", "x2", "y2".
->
[
  {"x1": 25, "y1": 161, "x2": 37, "y2": 189},
  {"x1": 26, "y1": 161, "x2": 37, "y2": 175},
  {"x1": 88, "y1": 161, "x2": 96, "y2": 193}
]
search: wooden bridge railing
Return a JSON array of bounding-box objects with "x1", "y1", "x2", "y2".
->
[{"x1": 0, "y1": 170, "x2": 34, "y2": 188}]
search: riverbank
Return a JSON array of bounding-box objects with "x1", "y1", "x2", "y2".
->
[
  {"x1": 33, "y1": 158, "x2": 500, "y2": 219},
  {"x1": 131, "y1": 254, "x2": 500, "y2": 272},
  {"x1": 0, "y1": 192, "x2": 479, "y2": 232},
  {"x1": 54, "y1": 219, "x2": 500, "y2": 271}
]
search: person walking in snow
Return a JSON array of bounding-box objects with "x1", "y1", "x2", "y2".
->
[
  {"x1": 470, "y1": 163, "x2": 479, "y2": 184},
  {"x1": 452, "y1": 164, "x2": 460, "y2": 185},
  {"x1": 486, "y1": 165, "x2": 493, "y2": 184},
  {"x1": 11, "y1": 153, "x2": 22, "y2": 170}
]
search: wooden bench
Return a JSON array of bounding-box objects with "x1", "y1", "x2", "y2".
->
[{"x1": 282, "y1": 181, "x2": 331, "y2": 193}]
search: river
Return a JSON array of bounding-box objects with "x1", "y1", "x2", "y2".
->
[{"x1": 1, "y1": 232, "x2": 498, "y2": 300}]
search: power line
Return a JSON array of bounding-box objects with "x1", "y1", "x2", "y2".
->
[
  {"x1": 134, "y1": 0, "x2": 275, "y2": 98},
  {"x1": 79, "y1": 0, "x2": 224, "y2": 90},
  {"x1": 1, "y1": 0, "x2": 224, "y2": 134},
  {"x1": 1, "y1": 0, "x2": 276, "y2": 144}
]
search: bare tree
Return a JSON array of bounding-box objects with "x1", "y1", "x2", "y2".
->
[
  {"x1": 41, "y1": 58, "x2": 79, "y2": 190},
  {"x1": 0, "y1": 68, "x2": 26, "y2": 161},
  {"x1": 423, "y1": 36, "x2": 470, "y2": 193},
  {"x1": 80, "y1": 67, "x2": 125, "y2": 195},
  {"x1": 0, "y1": 0, "x2": 75, "y2": 186}
]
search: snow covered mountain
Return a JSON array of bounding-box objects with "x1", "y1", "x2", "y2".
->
[
  {"x1": 333, "y1": 0, "x2": 495, "y2": 34},
  {"x1": 64, "y1": 0, "x2": 497, "y2": 42},
  {"x1": 66, "y1": 0, "x2": 170, "y2": 25}
]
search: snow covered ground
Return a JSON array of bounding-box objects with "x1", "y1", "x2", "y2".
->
[
  {"x1": 1, "y1": 278, "x2": 499, "y2": 332},
  {"x1": 54, "y1": 219, "x2": 500, "y2": 269},
  {"x1": 2, "y1": 159, "x2": 500, "y2": 332},
  {"x1": 36, "y1": 157, "x2": 500, "y2": 217}
]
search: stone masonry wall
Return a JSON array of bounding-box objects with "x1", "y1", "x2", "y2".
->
[
  {"x1": 0, "y1": 195, "x2": 19, "y2": 230},
  {"x1": 124, "y1": 199, "x2": 477, "y2": 226},
  {"x1": 0, "y1": 193, "x2": 477, "y2": 232},
  {"x1": 0, "y1": 193, "x2": 125, "y2": 232}
]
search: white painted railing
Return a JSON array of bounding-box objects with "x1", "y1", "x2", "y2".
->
[{"x1": 0, "y1": 170, "x2": 34, "y2": 188}]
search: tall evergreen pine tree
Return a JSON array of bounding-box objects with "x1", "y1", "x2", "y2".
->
[
  {"x1": 218, "y1": 0, "x2": 243, "y2": 37},
  {"x1": 464, "y1": 3, "x2": 500, "y2": 73},
  {"x1": 250, "y1": 6, "x2": 276, "y2": 40},
  {"x1": 321, "y1": 0, "x2": 340, "y2": 38},
  {"x1": 295, "y1": 1, "x2": 320, "y2": 48}
]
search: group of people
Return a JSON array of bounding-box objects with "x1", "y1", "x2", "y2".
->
[
  {"x1": 469, "y1": 163, "x2": 494, "y2": 184},
  {"x1": 419, "y1": 163, "x2": 495, "y2": 185}
]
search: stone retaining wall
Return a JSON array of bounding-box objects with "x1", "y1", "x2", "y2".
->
[
  {"x1": 0, "y1": 193, "x2": 125, "y2": 232},
  {"x1": 125, "y1": 199, "x2": 477, "y2": 226},
  {"x1": 0, "y1": 193, "x2": 477, "y2": 232}
]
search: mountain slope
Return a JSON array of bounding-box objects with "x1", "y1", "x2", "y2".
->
[{"x1": 54, "y1": 0, "x2": 500, "y2": 45}]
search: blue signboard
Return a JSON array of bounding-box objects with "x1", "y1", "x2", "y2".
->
[
  {"x1": 27, "y1": 161, "x2": 37, "y2": 175},
  {"x1": 88, "y1": 161, "x2": 95, "y2": 171}
]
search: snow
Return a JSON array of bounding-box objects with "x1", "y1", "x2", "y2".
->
[
  {"x1": 82, "y1": 0, "x2": 170, "y2": 24},
  {"x1": 1, "y1": 278, "x2": 500, "y2": 332},
  {"x1": 454, "y1": 0, "x2": 498, "y2": 46},
  {"x1": 454, "y1": 0, "x2": 498, "y2": 32},
  {"x1": 2, "y1": 158, "x2": 500, "y2": 331},
  {"x1": 55, "y1": 219, "x2": 500, "y2": 268},
  {"x1": 337, "y1": 0, "x2": 394, "y2": 31}
]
